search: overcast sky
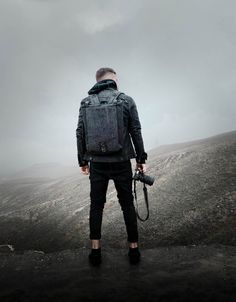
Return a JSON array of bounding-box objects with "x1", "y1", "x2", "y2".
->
[{"x1": 0, "y1": 0, "x2": 235, "y2": 175}]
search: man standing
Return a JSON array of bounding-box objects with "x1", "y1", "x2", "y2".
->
[{"x1": 76, "y1": 67, "x2": 147, "y2": 265}]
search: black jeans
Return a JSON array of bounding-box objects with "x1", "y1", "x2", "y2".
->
[{"x1": 89, "y1": 160, "x2": 138, "y2": 243}]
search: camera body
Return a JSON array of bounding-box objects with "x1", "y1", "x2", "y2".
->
[{"x1": 133, "y1": 170, "x2": 155, "y2": 186}]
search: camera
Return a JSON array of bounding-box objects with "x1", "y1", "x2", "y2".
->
[{"x1": 133, "y1": 170, "x2": 155, "y2": 186}]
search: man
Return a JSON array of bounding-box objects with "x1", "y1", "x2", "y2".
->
[{"x1": 76, "y1": 67, "x2": 147, "y2": 265}]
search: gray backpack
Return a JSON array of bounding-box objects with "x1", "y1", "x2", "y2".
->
[{"x1": 81, "y1": 91, "x2": 126, "y2": 155}]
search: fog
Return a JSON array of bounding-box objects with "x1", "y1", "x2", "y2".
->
[{"x1": 0, "y1": 0, "x2": 235, "y2": 175}]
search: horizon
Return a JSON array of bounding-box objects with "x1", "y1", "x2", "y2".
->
[{"x1": 1, "y1": 129, "x2": 235, "y2": 178}]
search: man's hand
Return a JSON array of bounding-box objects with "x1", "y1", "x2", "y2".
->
[
  {"x1": 80, "y1": 165, "x2": 90, "y2": 175},
  {"x1": 136, "y1": 163, "x2": 147, "y2": 173}
]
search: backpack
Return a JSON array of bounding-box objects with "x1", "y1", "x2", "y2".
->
[{"x1": 81, "y1": 91, "x2": 126, "y2": 155}]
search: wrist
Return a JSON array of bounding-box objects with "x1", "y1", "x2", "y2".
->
[{"x1": 136, "y1": 152, "x2": 147, "y2": 164}]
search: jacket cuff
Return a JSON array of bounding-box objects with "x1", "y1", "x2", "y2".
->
[
  {"x1": 136, "y1": 152, "x2": 148, "y2": 164},
  {"x1": 79, "y1": 160, "x2": 89, "y2": 167}
]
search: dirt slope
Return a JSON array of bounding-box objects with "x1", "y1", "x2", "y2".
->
[{"x1": 0, "y1": 130, "x2": 235, "y2": 251}]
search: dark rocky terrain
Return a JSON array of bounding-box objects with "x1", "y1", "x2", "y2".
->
[
  {"x1": 0, "y1": 245, "x2": 235, "y2": 302},
  {"x1": 0, "y1": 130, "x2": 235, "y2": 301}
]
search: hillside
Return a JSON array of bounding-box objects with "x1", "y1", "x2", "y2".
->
[{"x1": 0, "y1": 130, "x2": 235, "y2": 252}]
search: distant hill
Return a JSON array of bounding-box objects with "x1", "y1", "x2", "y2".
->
[
  {"x1": 0, "y1": 130, "x2": 235, "y2": 252},
  {"x1": 1, "y1": 162, "x2": 80, "y2": 181}
]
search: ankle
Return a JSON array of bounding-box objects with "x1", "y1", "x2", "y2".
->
[
  {"x1": 91, "y1": 239, "x2": 101, "y2": 249},
  {"x1": 129, "y1": 242, "x2": 138, "y2": 248}
]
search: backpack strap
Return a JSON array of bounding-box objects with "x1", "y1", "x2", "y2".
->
[
  {"x1": 83, "y1": 94, "x2": 99, "y2": 106},
  {"x1": 95, "y1": 91, "x2": 125, "y2": 105},
  {"x1": 109, "y1": 91, "x2": 126, "y2": 105},
  {"x1": 83, "y1": 91, "x2": 126, "y2": 107}
]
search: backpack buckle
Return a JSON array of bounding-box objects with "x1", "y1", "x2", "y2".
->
[{"x1": 99, "y1": 141, "x2": 108, "y2": 153}]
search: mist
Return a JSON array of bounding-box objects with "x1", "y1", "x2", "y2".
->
[{"x1": 0, "y1": 0, "x2": 235, "y2": 175}]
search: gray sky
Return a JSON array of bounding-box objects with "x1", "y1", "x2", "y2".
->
[{"x1": 0, "y1": 0, "x2": 235, "y2": 175}]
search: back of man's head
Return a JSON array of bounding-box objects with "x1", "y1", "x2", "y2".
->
[{"x1": 96, "y1": 67, "x2": 117, "y2": 83}]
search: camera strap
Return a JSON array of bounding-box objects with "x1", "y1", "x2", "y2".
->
[{"x1": 133, "y1": 179, "x2": 149, "y2": 221}]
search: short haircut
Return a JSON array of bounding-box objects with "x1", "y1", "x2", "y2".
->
[{"x1": 96, "y1": 67, "x2": 116, "y2": 82}]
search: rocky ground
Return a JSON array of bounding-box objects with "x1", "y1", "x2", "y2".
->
[{"x1": 0, "y1": 245, "x2": 235, "y2": 302}]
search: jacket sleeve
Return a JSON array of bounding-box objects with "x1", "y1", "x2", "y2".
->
[
  {"x1": 76, "y1": 104, "x2": 89, "y2": 167},
  {"x1": 128, "y1": 97, "x2": 148, "y2": 164}
]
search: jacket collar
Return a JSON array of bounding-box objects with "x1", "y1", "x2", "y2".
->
[{"x1": 88, "y1": 79, "x2": 117, "y2": 95}]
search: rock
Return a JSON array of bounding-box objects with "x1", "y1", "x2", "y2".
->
[
  {"x1": 0, "y1": 244, "x2": 14, "y2": 253},
  {"x1": 23, "y1": 250, "x2": 45, "y2": 255}
]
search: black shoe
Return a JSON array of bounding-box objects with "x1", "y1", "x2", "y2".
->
[
  {"x1": 128, "y1": 247, "x2": 141, "y2": 264},
  {"x1": 88, "y1": 247, "x2": 102, "y2": 266}
]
